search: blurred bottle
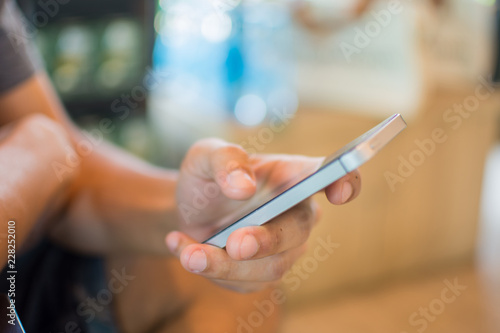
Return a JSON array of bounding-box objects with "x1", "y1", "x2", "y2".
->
[
  {"x1": 95, "y1": 19, "x2": 143, "y2": 94},
  {"x1": 52, "y1": 24, "x2": 95, "y2": 97}
]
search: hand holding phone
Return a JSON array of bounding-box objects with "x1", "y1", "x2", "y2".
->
[
  {"x1": 203, "y1": 113, "x2": 407, "y2": 248},
  {"x1": 168, "y1": 114, "x2": 406, "y2": 293}
]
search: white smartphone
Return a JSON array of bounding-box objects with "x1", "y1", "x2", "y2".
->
[{"x1": 203, "y1": 113, "x2": 407, "y2": 248}]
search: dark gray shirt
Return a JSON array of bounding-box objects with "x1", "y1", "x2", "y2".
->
[{"x1": 0, "y1": 0, "x2": 38, "y2": 93}]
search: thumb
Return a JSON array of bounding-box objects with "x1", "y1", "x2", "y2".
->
[{"x1": 182, "y1": 138, "x2": 257, "y2": 200}]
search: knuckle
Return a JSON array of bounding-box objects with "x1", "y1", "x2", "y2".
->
[
  {"x1": 214, "y1": 144, "x2": 246, "y2": 162},
  {"x1": 269, "y1": 227, "x2": 283, "y2": 252},
  {"x1": 212, "y1": 145, "x2": 250, "y2": 176}
]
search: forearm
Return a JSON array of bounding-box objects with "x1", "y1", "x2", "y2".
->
[
  {"x1": 0, "y1": 115, "x2": 76, "y2": 269},
  {"x1": 0, "y1": 73, "x2": 181, "y2": 256},
  {"x1": 51, "y1": 142, "x2": 180, "y2": 255}
]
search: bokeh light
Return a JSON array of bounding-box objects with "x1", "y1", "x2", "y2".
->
[
  {"x1": 234, "y1": 94, "x2": 268, "y2": 126},
  {"x1": 201, "y1": 13, "x2": 232, "y2": 43}
]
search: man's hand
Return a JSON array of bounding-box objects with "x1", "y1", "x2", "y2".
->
[{"x1": 167, "y1": 138, "x2": 361, "y2": 293}]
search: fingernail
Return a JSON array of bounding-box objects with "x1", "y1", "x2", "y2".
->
[
  {"x1": 341, "y1": 182, "x2": 353, "y2": 204},
  {"x1": 227, "y1": 169, "x2": 255, "y2": 189},
  {"x1": 188, "y1": 250, "x2": 207, "y2": 273},
  {"x1": 240, "y1": 234, "x2": 259, "y2": 260}
]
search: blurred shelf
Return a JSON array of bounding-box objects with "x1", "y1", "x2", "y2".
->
[{"x1": 20, "y1": 0, "x2": 156, "y2": 120}]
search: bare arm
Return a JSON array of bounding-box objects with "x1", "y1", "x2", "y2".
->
[
  {"x1": 0, "y1": 73, "x2": 180, "y2": 256},
  {"x1": 0, "y1": 72, "x2": 362, "y2": 294},
  {"x1": 0, "y1": 114, "x2": 76, "y2": 269}
]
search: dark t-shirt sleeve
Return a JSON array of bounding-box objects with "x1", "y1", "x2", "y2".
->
[{"x1": 0, "y1": 0, "x2": 40, "y2": 93}]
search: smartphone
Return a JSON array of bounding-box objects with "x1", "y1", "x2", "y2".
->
[{"x1": 203, "y1": 113, "x2": 407, "y2": 248}]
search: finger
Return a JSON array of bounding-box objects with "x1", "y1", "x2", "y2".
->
[
  {"x1": 324, "y1": 169, "x2": 361, "y2": 205},
  {"x1": 166, "y1": 231, "x2": 196, "y2": 257},
  {"x1": 251, "y1": 154, "x2": 323, "y2": 188},
  {"x1": 191, "y1": 245, "x2": 306, "y2": 282},
  {"x1": 183, "y1": 138, "x2": 257, "y2": 200},
  {"x1": 167, "y1": 231, "x2": 307, "y2": 282},
  {"x1": 225, "y1": 199, "x2": 320, "y2": 261}
]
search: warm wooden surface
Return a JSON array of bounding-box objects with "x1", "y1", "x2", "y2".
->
[
  {"x1": 281, "y1": 263, "x2": 500, "y2": 333},
  {"x1": 281, "y1": 189, "x2": 500, "y2": 333},
  {"x1": 228, "y1": 90, "x2": 500, "y2": 306}
]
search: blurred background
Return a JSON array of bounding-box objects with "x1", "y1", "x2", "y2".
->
[{"x1": 21, "y1": 0, "x2": 500, "y2": 331}]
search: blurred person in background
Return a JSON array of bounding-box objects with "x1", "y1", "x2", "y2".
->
[{"x1": 0, "y1": 0, "x2": 362, "y2": 331}]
